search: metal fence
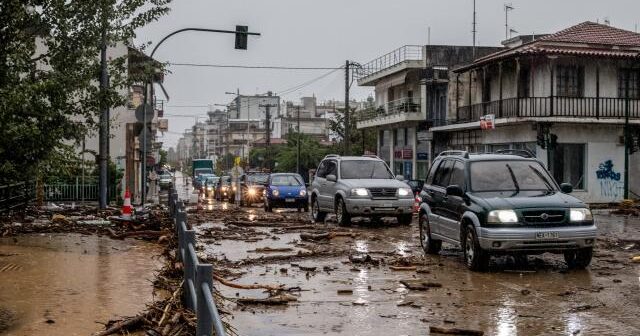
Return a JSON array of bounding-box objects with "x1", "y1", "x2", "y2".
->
[
  {"x1": 0, "y1": 182, "x2": 32, "y2": 213},
  {"x1": 43, "y1": 177, "x2": 117, "y2": 202},
  {"x1": 168, "y1": 190, "x2": 226, "y2": 336}
]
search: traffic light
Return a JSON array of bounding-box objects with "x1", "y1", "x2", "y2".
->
[{"x1": 235, "y1": 25, "x2": 248, "y2": 50}]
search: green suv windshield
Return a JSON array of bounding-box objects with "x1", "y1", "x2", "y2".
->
[
  {"x1": 340, "y1": 160, "x2": 394, "y2": 179},
  {"x1": 470, "y1": 160, "x2": 557, "y2": 192}
]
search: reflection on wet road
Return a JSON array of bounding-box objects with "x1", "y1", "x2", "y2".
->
[
  {"x1": 0, "y1": 234, "x2": 161, "y2": 336},
  {"x1": 189, "y1": 185, "x2": 640, "y2": 335}
]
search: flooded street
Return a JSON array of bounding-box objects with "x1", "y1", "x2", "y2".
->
[
  {"x1": 0, "y1": 233, "x2": 162, "y2": 335},
  {"x1": 189, "y1": 194, "x2": 640, "y2": 336}
]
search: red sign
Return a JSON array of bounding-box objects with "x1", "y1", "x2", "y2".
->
[
  {"x1": 402, "y1": 148, "x2": 413, "y2": 159},
  {"x1": 480, "y1": 114, "x2": 496, "y2": 130}
]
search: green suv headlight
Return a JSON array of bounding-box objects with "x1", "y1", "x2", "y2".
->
[
  {"x1": 487, "y1": 210, "x2": 518, "y2": 224},
  {"x1": 569, "y1": 208, "x2": 593, "y2": 222}
]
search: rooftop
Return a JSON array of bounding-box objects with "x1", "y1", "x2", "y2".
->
[{"x1": 456, "y1": 21, "x2": 640, "y2": 72}]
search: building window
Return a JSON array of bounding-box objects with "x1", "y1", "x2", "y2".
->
[
  {"x1": 618, "y1": 69, "x2": 640, "y2": 99},
  {"x1": 518, "y1": 66, "x2": 530, "y2": 98},
  {"x1": 556, "y1": 65, "x2": 584, "y2": 97},
  {"x1": 552, "y1": 144, "x2": 585, "y2": 190},
  {"x1": 396, "y1": 128, "x2": 404, "y2": 147},
  {"x1": 404, "y1": 127, "x2": 409, "y2": 147}
]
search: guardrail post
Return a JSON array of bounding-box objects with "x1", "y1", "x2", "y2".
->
[
  {"x1": 196, "y1": 264, "x2": 214, "y2": 336},
  {"x1": 183, "y1": 230, "x2": 197, "y2": 310}
]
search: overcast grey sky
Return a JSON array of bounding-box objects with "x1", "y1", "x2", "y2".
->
[{"x1": 136, "y1": 0, "x2": 640, "y2": 148}]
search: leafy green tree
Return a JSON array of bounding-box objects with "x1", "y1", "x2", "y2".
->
[
  {"x1": 158, "y1": 149, "x2": 168, "y2": 167},
  {"x1": 275, "y1": 132, "x2": 328, "y2": 180},
  {"x1": 0, "y1": 0, "x2": 171, "y2": 183},
  {"x1": 328, "y1": 107, "x2": 378, "y2": 156}
]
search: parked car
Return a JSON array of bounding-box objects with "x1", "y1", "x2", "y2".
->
[
  {"x1": 418, "y1": 150, "x2": 597, "y2": 271},
  {"x1": 240, "y1": 172, "x2": 269, "y2": 206},
  {"x1": 214, "y1": 176, "x2": 236, "y2": 202},
  {"x1": 309, "y1": 155, "x2": 414, "y2": 226},
  {"x1": 204, "y1": 176, "x2": 220, "y2": 197},
  {"x1": 263, "y1": 173, "x2": 308, "y2": 212},
  {"x1": 405, "y1": 179, "x2": 424, "y2": 194},
  {"x1": 158, "y1": 173, "x2": 173, "y2": 190},
  {"x1": 195, "y1": 173, "x2": 216, "y2": 193}
]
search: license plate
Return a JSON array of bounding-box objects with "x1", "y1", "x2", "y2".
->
[
  {"x1": 383, "y1": 203, "x2": 392, "y2": 208},
  {"x1": 536, "y1": 232, "x2": 559, "y2": 239},
  {"x1": 285, "y1": 198, "x2": 295, "y2": 203}
]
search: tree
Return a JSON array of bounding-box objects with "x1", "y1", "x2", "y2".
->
[
  {"x1": 275, "y1": 132, "x2": 328, "y2": 180},
  {"x1": 0, "y1": 0, "x2": 171, "y2": 183},
  {"x1": 328, "y1": 107, "x2": 377, "y2": 156},
  {"x1": 158, "y1": 149, "x2": 168, "y2": 167}
]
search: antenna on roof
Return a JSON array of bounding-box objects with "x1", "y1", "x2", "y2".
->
[
  {"x1": 504, "y1": 3, "x2": 515, "y2": 40},
  {"x1": 604, "y1": 17, "x2": 610, "y2": 26},
  {"x1": 472, "y1": 0, "x2": 477, "y2": 59}
]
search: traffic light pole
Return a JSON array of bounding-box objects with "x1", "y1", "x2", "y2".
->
[{"x1": 140, "y1": 27, "x2": 260, "y2": 204}]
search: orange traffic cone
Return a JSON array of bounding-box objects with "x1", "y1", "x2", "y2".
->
[{"x1": 121, "y1": 188, "x2": 133, "y2": 220}]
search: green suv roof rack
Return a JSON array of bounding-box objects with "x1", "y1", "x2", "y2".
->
[{"x1": 437, "y1": 150, "x2": 469, "y2": 159}]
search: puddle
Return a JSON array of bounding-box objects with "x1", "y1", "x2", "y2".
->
[{"x1": 0, "y1": 233, "x2": 162, "y2": 336}]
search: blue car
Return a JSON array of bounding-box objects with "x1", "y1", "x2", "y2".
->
[{"x1": 264, "y1": 173, "x2": 308, "y2": 212}]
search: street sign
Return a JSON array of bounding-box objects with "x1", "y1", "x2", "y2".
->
[
  {"x1": 135, "y1": 104, "x2": 153, "y2": 123},
  {"x1": 480, "y1": 114, "x2": 496, "y2": 130}
]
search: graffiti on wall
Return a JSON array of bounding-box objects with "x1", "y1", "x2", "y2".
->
[{"x1": 596, "y1": 160, "x2": 624, "y2": 199}]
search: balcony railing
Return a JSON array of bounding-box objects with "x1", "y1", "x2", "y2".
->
[
  {"x1": 357, "y1": 97, "x2": 422, "y2": 122},
  {"x1": 456, "y1": 97, "x2": 640, "y2": 123},
  {"x1": 356, "y1": 45, "x2": 423, "y2": 80}
]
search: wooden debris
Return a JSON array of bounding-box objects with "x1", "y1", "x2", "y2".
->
[
  {"x1": 213, "y1": 274, "x2": 283, "y2": 291},
  {"x1": 337, "y1": 289, "x2": 353, "y2": 295},
  {"x1": 389, "y1": 266, "x2": 417, "y2": 271},
  {"x1": 247, "y1": 247, "x2": 293, "y2": 253},
  {"x1": 429, "y1": 326, "x2": 484, "y2": 335},
  {"x1": 237, "y1": 294, "x2": 298, "y2": 305}
]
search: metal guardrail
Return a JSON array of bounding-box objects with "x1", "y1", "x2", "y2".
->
[
  {"x1": 168, "y1": 189, "x2": 226, "y2": 336},
  {"x1": 43, "y1": 177, "x2": 117, "y2": 202},
  {"x1": 0, "y1": 182, "x2": 31, "y2": 213}
]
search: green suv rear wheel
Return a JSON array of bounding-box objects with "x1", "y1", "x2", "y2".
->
[{"x1": 419, "y1": 213, "x2": 441, "y2": 255}]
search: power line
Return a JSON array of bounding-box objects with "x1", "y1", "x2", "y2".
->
[
  {"x1": 168, "y1": 62, "x2": 342, "y2": 70},
  {"x1": 277, "y1": 67, "x2": 343, "y2": 96}
]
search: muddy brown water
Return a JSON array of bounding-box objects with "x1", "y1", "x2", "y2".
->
[
  {"x1": 0, "y1": 233, "x2": 162, "y2": 336},
  {"x1": 193, "y1": 201, "x2": 640, "y2": 336}
]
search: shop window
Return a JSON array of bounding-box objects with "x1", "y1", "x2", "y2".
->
[
  {"x1": 556, "y1": 65, "x2": 584, "y2": 97},
  {"x1": 552, "y1": 144, "x2": 585, "y2": 189}
]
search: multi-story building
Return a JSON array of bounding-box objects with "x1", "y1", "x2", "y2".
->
[
  {"x1": 191, "y1": 122, "x2": 208, "y2": 159},
  {"x1": 430, "y1": 21, "x2": 640, "y2": 202},
  {"x1": 225, "y1": 93, "x2": 280, "y2": 159},
  {"x1": 356, "y1": 45, "x2": 501, "y2": 179},
  {"x1": 273, "y1": 97, "x2": 332, "y2": 141},
  {"x1": 206, "y1": 108, "x2": 228, "y2": 160}
]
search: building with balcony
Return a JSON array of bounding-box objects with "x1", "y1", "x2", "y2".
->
[
  {"x1": 356, "y1": 45, "x2": 501, "y2": 179},
  {"x1": 431, "y1": 22, "x2": 640, "y2": 202}
]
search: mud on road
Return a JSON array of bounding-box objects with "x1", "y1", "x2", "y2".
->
[{"x1": 191, "y1": 197, "x2": 640, "y2": 336}]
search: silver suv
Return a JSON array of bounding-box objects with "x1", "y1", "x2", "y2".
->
[{"x1": 310, "y1": 155, "x2": 415, "y2": 226}]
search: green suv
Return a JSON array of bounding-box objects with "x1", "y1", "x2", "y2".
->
[{"x1": 419, "y1": 150, "x2": 597, "y2": 271}]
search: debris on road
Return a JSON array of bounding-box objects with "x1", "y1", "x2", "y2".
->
[{"x1": 429, "y1": 326, "x2": 484, "y2": 335}]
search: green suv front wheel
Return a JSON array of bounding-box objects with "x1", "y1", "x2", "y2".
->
[
  {"x1": 462, "y1": 225, "x2": 490, "y2": 271},
  {"x1": 564, "y1": 247, "x2": 593, "y2": 269}
]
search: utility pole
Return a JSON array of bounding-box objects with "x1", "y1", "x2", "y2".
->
[
  {"x1": 624, "y1": 72, "x2": 630, "y2": 199},
  {"x1": 296, "y1": 106, "x2": 301, "y2": 175},
  {"x1": 472, "y1": 0, "x2": 477, "y2": 59},
  {"x1": 98, "y1": 3, "x2": 109, "y2": 209},
  {"x1": 259, "y1": 92, "x2": 277, "y2": 170},
  {"x1": 344, "y1": 60, "x2": 351, "y2": 156}
]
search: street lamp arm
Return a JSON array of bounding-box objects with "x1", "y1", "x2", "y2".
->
[{"x1": 149, "y1": 27, "x2": 261, "y2": 58}]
